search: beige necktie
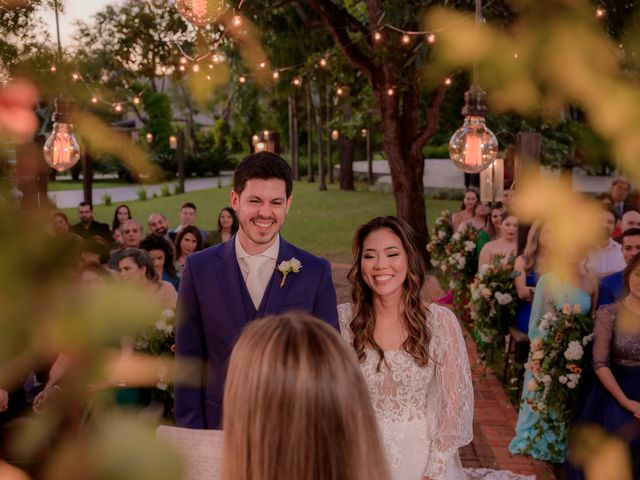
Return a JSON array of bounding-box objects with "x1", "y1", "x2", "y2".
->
[{"x1": 244, "y1": 255, "x2": 265, "y2": 309}]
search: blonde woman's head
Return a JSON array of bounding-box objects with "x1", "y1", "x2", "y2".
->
[{"x1": 223, "y1": 313, "x2": 389, "y2": 480}]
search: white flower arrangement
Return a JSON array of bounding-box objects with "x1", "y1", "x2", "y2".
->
[
  {"x1": 494, "y1": 291, "x2": 513, "y2": 305},
  {"x1": 464, "y1": 240, "x2": 476, "y2": 252},
  {"x1": 563, "y1": 340, "x2": 584, "y2": 361}
]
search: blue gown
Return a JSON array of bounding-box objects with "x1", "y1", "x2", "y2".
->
[
  {"x1": 513, "y1": 270, "x2": 539, "y2": 333},
  {"x1": 508, "y1": 272, "x2": 592, "y2": 463}
]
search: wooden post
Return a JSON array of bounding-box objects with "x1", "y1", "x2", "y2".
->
[{"x1": 515, "y1": 132, "x2": 541, "y2": 254}]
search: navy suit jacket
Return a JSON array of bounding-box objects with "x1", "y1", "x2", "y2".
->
[
  {"x1": 597, "y1": 270, "x2": 624, "y2": 308},
  {"x1": 174, "y1": 236, "x2": 339, "y2": 429}
]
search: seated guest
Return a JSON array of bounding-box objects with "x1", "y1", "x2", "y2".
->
[
  {"x1": 222, "y1": 313, "x2": 390, "y2": 480},
  {"x1": 458, "y1": 200, "x2": 490, "y2": 233},
  {"x1": 168, "y1": 202, "x2": 206, "y2": 243},
  {"x1": 70, "y1": 201, "x2": 113, "y2": 244},
  {"x1": 513, "y1": 222, "x2": 550, "y2": 333},
  {"x1": 80, "y1": 238, "x2": 110, "y2": 268},
  {"x1": 207, "y1": 207, "x2": 238, "y2": 246},
  {"x1": 147, "y1": 212, "x2": 172, "y2": 245},
  {"x1": 108, "y1": 220, "x2": 144, "y2": 270},
  {"x1": 174, "y1": 225, "x2": 205, "y2": 278},
  {"x1": 610, "y1": 176, "x2": 633, "y2": 219},
  {"x1": 140, "y1": 234, "x2": 179, "y2": 290},
  {"x1": 451, "y1": 188, "x2": 479, "y2": 232},
  {"x1": 52, "y1": 211, "x2": 71, "y2": 235},
  {"x1": 478, "y1": 211, "x2": 518, "y2": 269},
  {"x1": 585, "y1": 206, "x2": 626, "y2": 279},
  {"x1": 598, "y1": 228, "x2": 640, "y2": 307},
  {"x1": 118, "y1": 248, "x2": 177, "y2": 310},
  {"x1": 621, "y1": 210, "x2": 640, "y2": 234},
  {"x1": 476, "y1": 202, "x2": 504, "y2": 256},
  {"x1": 111, "y1": 204, "x2": 132, "y2": 247},
  {"x1": 567, "y1": 254, "x2": 640, "y2": 479}
]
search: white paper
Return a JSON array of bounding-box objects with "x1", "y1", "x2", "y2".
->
[{"x1": 156, "y1": 425, "x2": 223, "y2": 480}]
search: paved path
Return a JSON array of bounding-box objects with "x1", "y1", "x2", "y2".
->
[
  {"x1": 331, "y1": 263, "x2": 556, "y2": 479},
  {"x1": 48, "y1": 176, "x2": 233, "y2": 209},
  {"x1": 352, "y1": 159, "x2": 614, "y2": 193}
]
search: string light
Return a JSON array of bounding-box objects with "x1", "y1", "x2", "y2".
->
[
  {"x1": 146, "y1": 132, "x2": 153, "y2": 143},
  {"x1": 212, "y1": 53, "x2": 222, "y2": 63},
  {"x1": 331, "y1": 130, "x2": 339, "y2": 140},
  {"x1": 239, "y1": 75, "x2": 246, "y2": 84},
  {"x1": 175, "y1": 0, "x2": 228, "y2": 27},
  {"x1": 71, "y1": 73, "x2": 80, "y2": 81},
  {"x1": 427, "y1": 33, "x2": 436, "y2": 44},
  {"x1": 206, "y1": 75, "x2": 211, "y2": 81},
  {"x1": 319, "y1": 58, "x2": 327, "y2": 68},
  {"x1": 192, "y1": 64, "x2": 200, "y2": 72},
  {"x1": 91, "y1": 96, "x2": 98, "y2": 104},
  {"x1": 258, "y1": 61, "x2": 266, "y2": 69},
  {"x1": 180, "y1": 56, "x2": 188, "y2": 65},
  {"x1": 361, "y1": 128, "x2": 368, "y2": 137},
  {"x1": 387, "y1": 88, "x2": 395, "y2": 96},
  {"x1": 179, "y1": 65, "x2": 186, "y2": 72},
  {"x1": 401, "y1": 34, "x2": 411, "y2": 45},
  {"x1": 596, "y1": 7, "x2": 606, "y2": 17},
  {"x1": 208, "y1": 63, "x2": 214, "y2": 69},
  {"x1": 114, "y1": 103, "x2": 123, "y2": 113},
  {"x1": 513, "y1": 53, "x2": 519, "y2": 59},
  {"x1": 373, "y1": 31, "x2": 382, "y2": 42},
  {"x1": 232, "y1": 14, "x2": 242, "y2": 27},
  {"x1": 133, "y1": 96, "x2": 140, "y2": 105},
  {"x1": 444, "y1": 77, "x2": 452, "y2": 86},
  {"x1": 272, "y1": 71, "x2": 280, "y2": 79},
  {"x1": 336, "y1": 87, "x2": 344, "y2": 96},
  {"x1": 292, "y1": 77, "x2": 302, "y2": 87},
  {"x1": 50, "y1": 65, "x2": 57, "y2": 72}
]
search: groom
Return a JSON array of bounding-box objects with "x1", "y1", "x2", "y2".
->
[{"x1": 174, "y1": 151, "x2": 339, "y2": 429}]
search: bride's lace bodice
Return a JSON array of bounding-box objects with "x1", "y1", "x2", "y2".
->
[{"x1": 338, "y1": 303, "x2": 474, "y2": 480}]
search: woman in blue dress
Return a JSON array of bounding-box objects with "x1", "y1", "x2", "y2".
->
[
  {"x1": 513, "y1": 222, "x2": 550, "y2": 333},
  {"x1": 567, "y1": 254, "x2": 640, "y2": 479},
  {"x1": 509, "y1": 252, "x2": 598, "y2": 462}
]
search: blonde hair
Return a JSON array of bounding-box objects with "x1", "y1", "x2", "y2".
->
[
  {"x1": 522, "y1": 221, "x2": 543, "y2": 271},
  {"x1": 222, "y1": 313, "x2": 390, "y2": 480}
]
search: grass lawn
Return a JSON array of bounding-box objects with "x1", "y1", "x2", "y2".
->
[
  {"x1": 49, "y1": 179, "x2": 131, "y2": 191},
  {"x1": 62, "y1": 181, "x2": 459, "y2": 263}
]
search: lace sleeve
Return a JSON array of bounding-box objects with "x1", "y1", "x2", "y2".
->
[
  {"x1": 592, "y1": 304, "x2": 616, "y2": 370},
  {"x1": 337, "y1": 303, "x2": 353, "y2": 344},
  {"x1": 423, "y1": 305, "x2": 474, "y2": 480}
]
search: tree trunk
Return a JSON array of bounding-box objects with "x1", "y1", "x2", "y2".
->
[
  {"x1": 326, "y1": 84, "x2": 334, "y2": 183},
  {"x1": 338, "y1": 136, "x2": 355, "y2": 191},
  {"x1": 306, "y1": 86, "x2": 314, "y2": 182},
  {"x1": 292, "y1": 93, "x2": 300, "y2": 180}
]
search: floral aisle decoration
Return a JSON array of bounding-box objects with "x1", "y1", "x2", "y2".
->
[
  {"x1": 133, "y1": 308, "x2": 176, "y2": 415},
  {"x1": 524, "y1": 304, "x2": 593, "y2": 457},
  {"x1": 447, "y1": 223, "x2": 480, "y2": 319},
  {"x1": 468, "y1": 255, "x2": 518, "y2": 360},
  {"x1": 427, "y1": 210, "x2": 454, "y2": 282}
]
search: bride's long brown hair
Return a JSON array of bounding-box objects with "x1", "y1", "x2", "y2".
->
[{"x1": 347, "y1": 216, "x2": 431, "y2": 371}]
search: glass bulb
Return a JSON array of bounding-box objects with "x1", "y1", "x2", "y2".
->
[
  {"x1": 43, "y1": 122, "x2": 81, "y2": 172},
  {"x1": 448, "y1": 116, "x2": 498, "y2": 173},
  {"x1": 176, "y1": 0, "x2": 227, "y2": 26}
]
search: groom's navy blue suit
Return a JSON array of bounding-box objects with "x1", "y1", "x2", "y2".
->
[{"x1": 174, "y1": 235, "x2": 339, "y2": 429}]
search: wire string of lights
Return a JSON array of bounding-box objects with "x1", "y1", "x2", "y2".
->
[{"x1": 56, "y1": 3, "x2": 610, "y2": 110}]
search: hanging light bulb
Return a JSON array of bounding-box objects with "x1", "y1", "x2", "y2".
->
[
  {"x1": 448, "y1": 85, "x2": 498, "y2": 173},
  {"x1": 146, "y1": 132, "x2": 153, "y2": 143},
  {"x1": 272, "y1": 71, "x2": 280, "y2": 80},
  {"x1": 43, "y1": 95, "x2": 81, "y2": 172},
  {"x1": 373, "y1": 31, "x2": 382, "y2": 42},
  {"x1": 175, "y1": 0, "x2": 227, "y2": 26},
  {"x1": 292, "y1": 77, "x2": 302, "y2": 87},
  {"x1": 133, "y1": 96, "x2": 140, "y2": 105}
]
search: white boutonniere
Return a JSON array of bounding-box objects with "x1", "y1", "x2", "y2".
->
[{"x1": 277, "y1": 258, "x2": 302, "y2": 288}]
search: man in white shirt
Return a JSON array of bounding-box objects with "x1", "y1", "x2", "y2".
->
[{"x1": 584, "y1": 206, "x2": 626, "y2": 278}]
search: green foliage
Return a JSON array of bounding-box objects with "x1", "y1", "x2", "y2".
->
[
  {"x1": 141, "y1": 90, "x2": 174, "y2": 161},
  {"x1": 184, "y1": 129, "x2": 235, "y2": 176},
  {"x1": 160, "y1": 184, "x2": 171, "y2": 197},
  {"x1": 136, "y1": 186, "x2": 148, "y2": 201},
  {"x1": 423, "y1": 143, "x2": 450, "y2": 159},
  {"x1": 101, "y1": 191, "x2": 112, "y2": 206}
]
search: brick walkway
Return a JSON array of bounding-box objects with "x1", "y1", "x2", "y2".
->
[{"x1": 331, "y1": 263, "x2": 556, "y2": 479}]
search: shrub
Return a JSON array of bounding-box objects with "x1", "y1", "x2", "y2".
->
[
  {"x1": 101, "y1": 192, "x2": 112, "y2": 206},
  {"x1": 137, "y1": 186, "x2": 148, "y2": 201},
  {"x1": 160, "y1": 184, "x2": 171, "y2": 197}
]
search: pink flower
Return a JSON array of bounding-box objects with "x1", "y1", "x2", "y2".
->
[
  {"x1": 562, "y1": 304, "x2": 572, "y2": 315},
  {"x1": 0, "y1": 79, "x2": 39, "y2": 143},
  {"x1": 572, "y1": 304, "x2": 582, "y2": 314},
  {"x1": 530, "y1": 338, "x2": 543, "y2": 352}
]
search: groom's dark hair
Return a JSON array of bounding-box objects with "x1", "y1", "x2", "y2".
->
[{"x1": 234, "y1": 151, "x2": 293, "y2": 198}]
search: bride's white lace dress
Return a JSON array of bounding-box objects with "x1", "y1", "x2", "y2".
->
[{"x1": 338, "y1": 302, "x2": 473, "y2": 480}]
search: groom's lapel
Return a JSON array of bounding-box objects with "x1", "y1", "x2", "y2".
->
[
  {"x1": 215, "y1": 237, "x2": 247, "y2": 329},
  {"x1": 262, "y1": 238, "x2": 295, "y2": 316}
]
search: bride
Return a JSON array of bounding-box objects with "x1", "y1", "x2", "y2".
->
[{"x1": 338, "y1": 216, "x2": 473, "y2": 480}]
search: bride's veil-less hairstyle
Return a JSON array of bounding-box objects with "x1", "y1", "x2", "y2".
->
[
  {"x1": 347, "y1": 216, "x2": 431, "y2": 371},
  {"x1": 222, "y1": 313, "x2": 390, "y2": 480}
]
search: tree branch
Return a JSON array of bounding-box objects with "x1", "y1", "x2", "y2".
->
[
  {"x1": 304, "y1": 0, "x2": 375, "y2": 80},
  {"x1": 413, "y1": 84, "x2": 447, "y2": 150}
]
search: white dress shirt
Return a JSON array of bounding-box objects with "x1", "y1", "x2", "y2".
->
[
  {"x1": 235, "y1": 234, "x2": 280, "y2": 309},
  {"x1": 584, "y1": 238, "x2": 626, "y2": 279}
]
